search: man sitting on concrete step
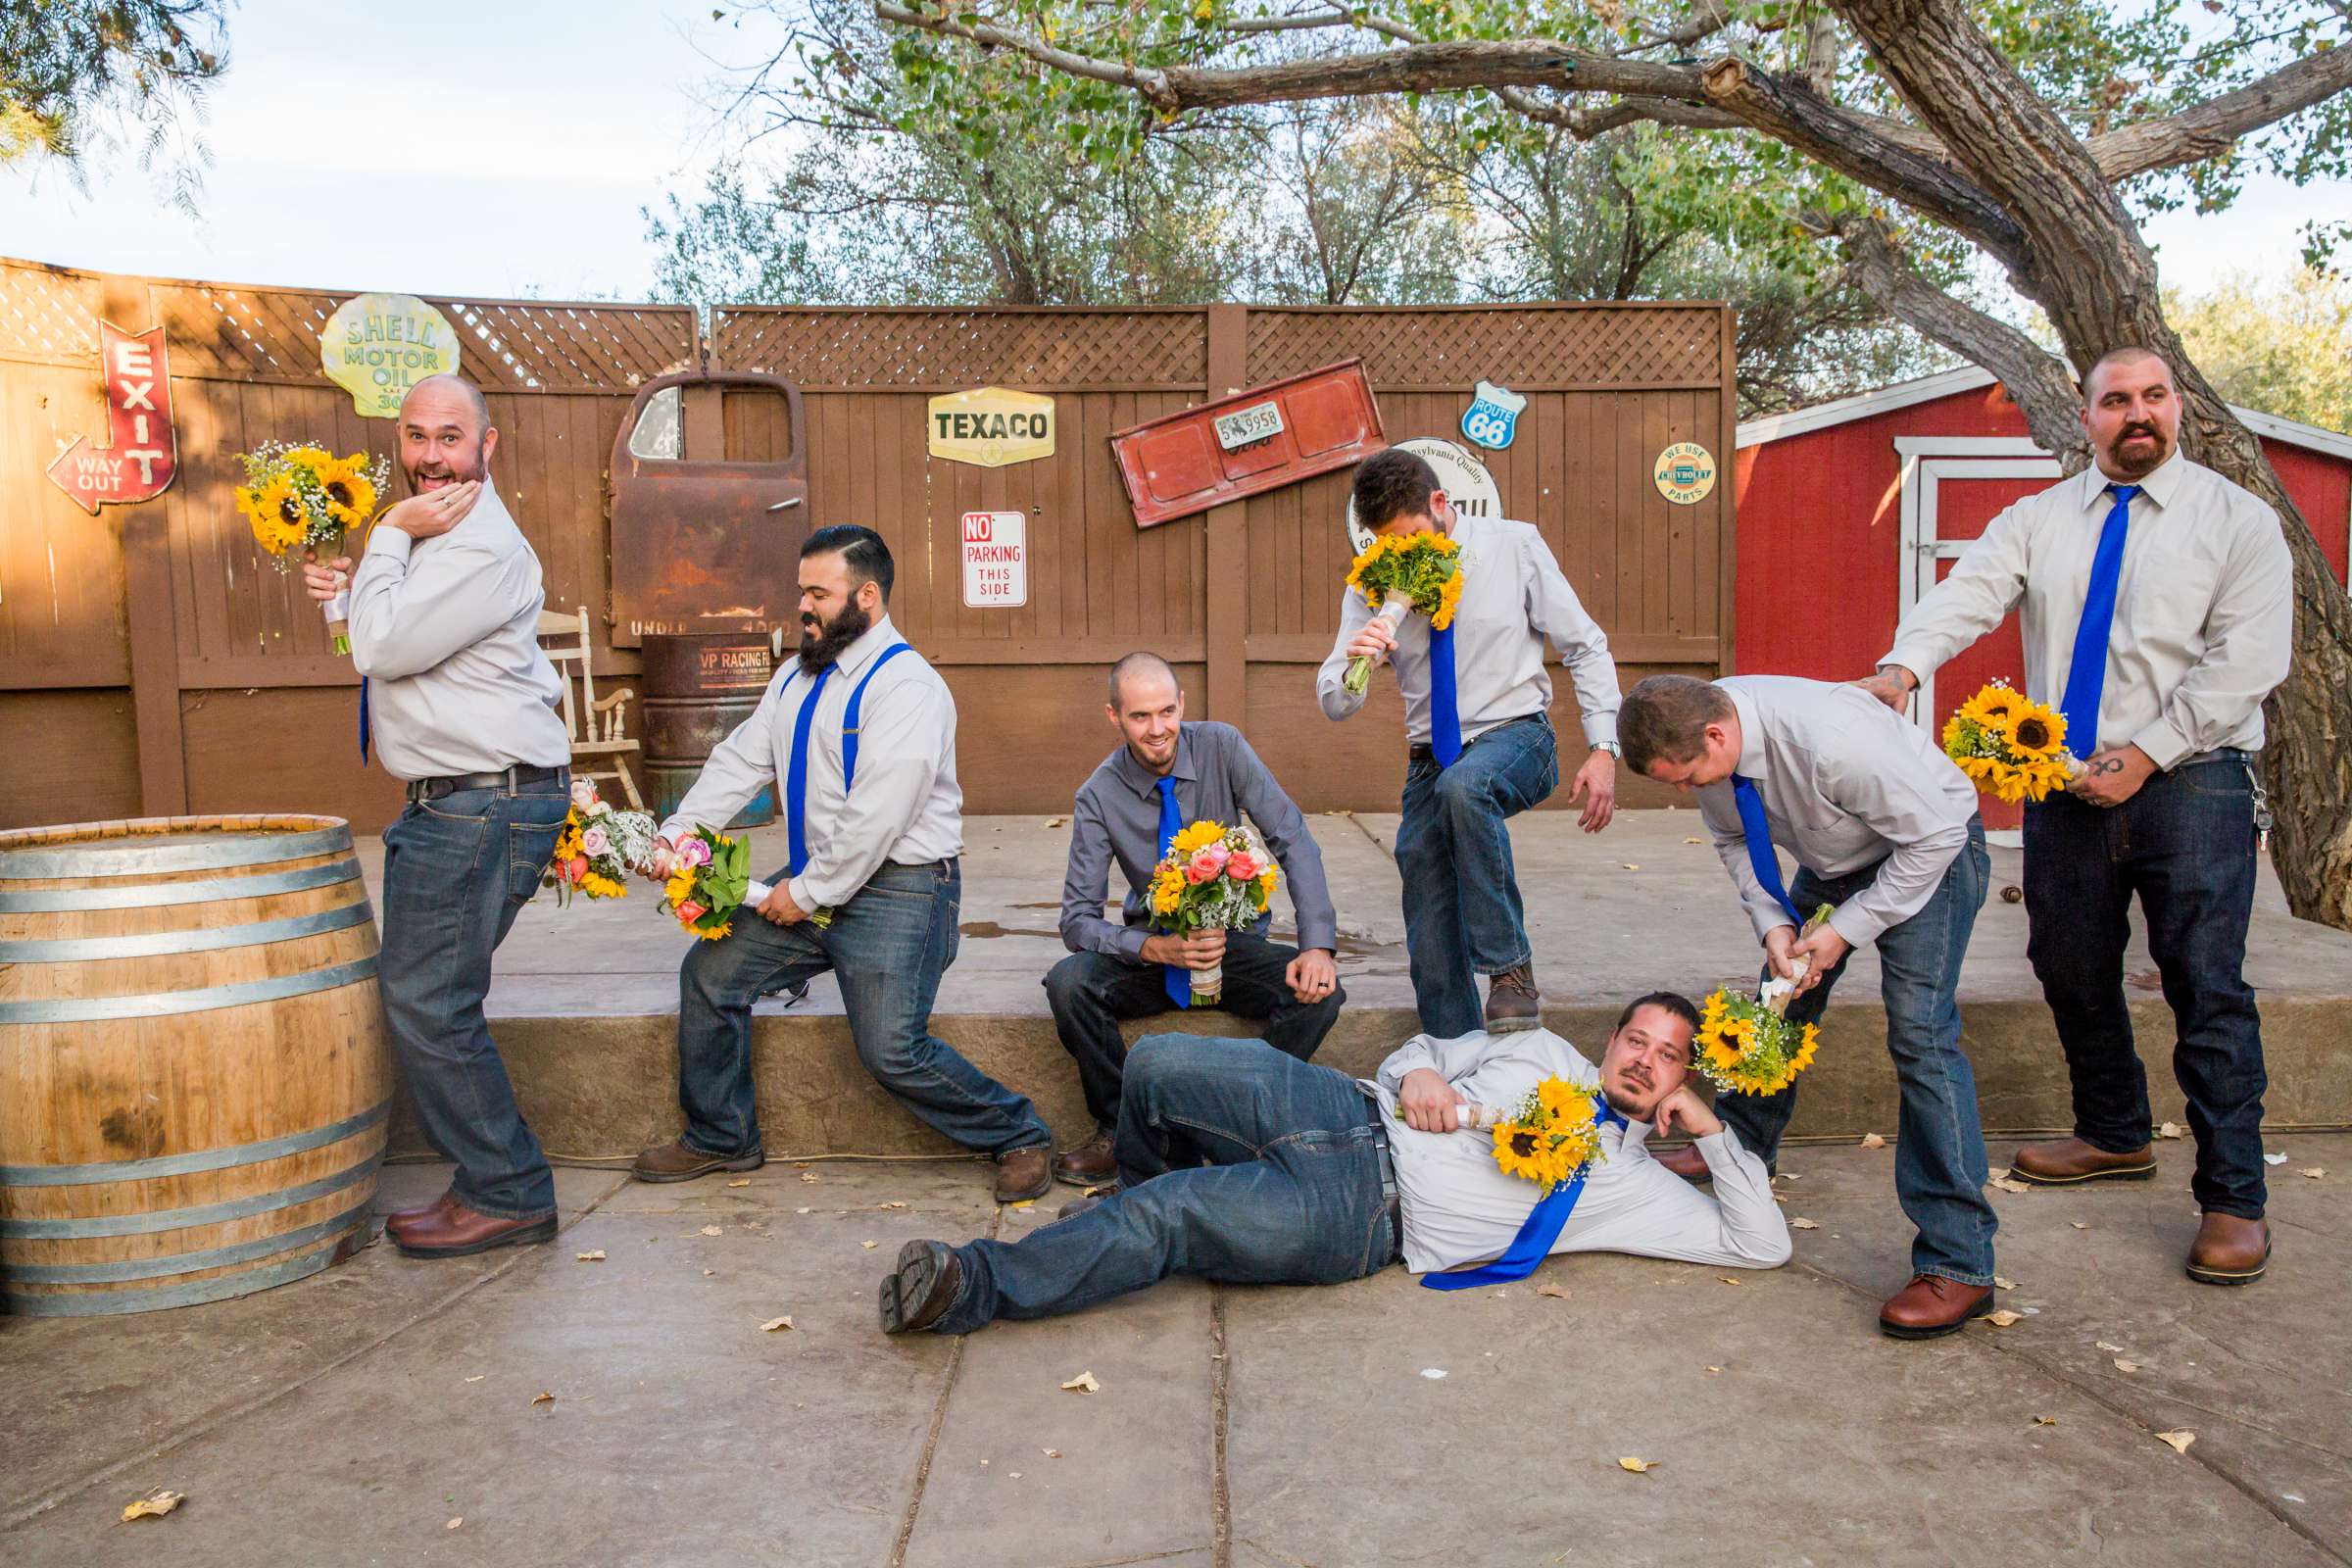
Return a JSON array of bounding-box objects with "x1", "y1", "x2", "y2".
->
[{"x1": 877, "y1": 994, "x2": 1790, "y2": 1335}]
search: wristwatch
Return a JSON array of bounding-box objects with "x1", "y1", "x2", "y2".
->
[{"x1": 1591, "y1": 740, "x2": 1622, "y2": 758}]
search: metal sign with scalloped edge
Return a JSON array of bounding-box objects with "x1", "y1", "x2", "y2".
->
[{"x1": 927, "y1": 387, "x2": 1056, "y2": 467}]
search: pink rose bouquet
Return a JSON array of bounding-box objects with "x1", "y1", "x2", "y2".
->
[{"x1": 1147, "y1": 819, "x2": 1279, "y2": 1005}]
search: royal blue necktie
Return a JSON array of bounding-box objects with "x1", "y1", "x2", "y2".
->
[
  {"x1": 1429, "y1": 624, "x2": 1463, "y2": 767},
  {"x1": 357, "y1": 676, "x2": 370, "y2": 764},
  {"x1": 1424, "y1": 1101, "x2": 1629, "y2": 1290},
  {"x1": 2060, "y1": 483, "x2": 2140, "y2": 759},
  {"x1": 1732, "y1": 775, "x2": 1803, "y2": 929},
  {"x1": 1155, "y1": 775, "x2": 1190, "y2": 1009},
  {"x1": 784, "y1": 664, "x2": 835, "y2": 877}
]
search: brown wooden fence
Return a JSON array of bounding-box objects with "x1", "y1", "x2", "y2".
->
[{"x1": 1, "y1": 257, "x2": 1733, "y2": 831}]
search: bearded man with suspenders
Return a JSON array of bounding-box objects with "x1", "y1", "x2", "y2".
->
[{"x1": 631, "y1": 525, "x2": 1056, "y2": 1202}]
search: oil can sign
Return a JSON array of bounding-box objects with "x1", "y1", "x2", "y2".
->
[{"x1": 961, "y1": 511, "x2": 1028, "y2": 608}]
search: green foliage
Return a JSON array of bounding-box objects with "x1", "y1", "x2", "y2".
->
[
  {"x1": 2168, "y1": 268, "x2": 2352, "y2": 433},
  {"x1": 0, "y1": 0, "x2": 229, "y2": 210}
]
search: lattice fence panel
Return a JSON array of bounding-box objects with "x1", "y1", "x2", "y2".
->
[
  {"x1": 0, "y1": 262, "x2": 104, "y2": 366},
  {"x1": 714, "y1": 308, "x2": 1208, "y2": 388},
  {"x1": 145, "y1": 283, "x2": 342, "y2": 381},
  {"x1": 1247, "y1": 307, "x2": 1723, "y2": 389}
]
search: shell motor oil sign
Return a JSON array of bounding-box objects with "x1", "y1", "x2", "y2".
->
[{"x1": 928, "y1": 387, "x2": 1055, "y2": 467}]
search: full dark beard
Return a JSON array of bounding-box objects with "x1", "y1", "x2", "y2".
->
[{"x1": 799, "y1": 599, "x2": 873, "y2": 670}]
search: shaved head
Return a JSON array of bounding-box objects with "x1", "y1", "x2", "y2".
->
[
  {"x1": 398, "y1": 373, "x2": 498, "y2": 492},
  {"x1": 403, "y1": 373, "x2": 492, "y2": 434},
  {"x1": 2082, "y1": 347, "x2": 2169, "y2": 402},
  {"x1": 1108, "y1": 651, "x2": 1179, "y2": 708}
]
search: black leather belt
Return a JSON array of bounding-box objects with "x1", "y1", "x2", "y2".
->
[
  {"x1": 1409, "y1": 711, "x2": 1547, "y2": 763},
  {"x1": 406, "y1": 763, "x2": 569, "y2": 804}
]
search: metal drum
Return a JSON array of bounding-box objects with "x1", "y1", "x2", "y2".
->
[
  {"x1": 640, "y1": 632, "x2": 780, "y2": 828},
  {"x1": 0, "y1": 815, "x2": 391, "y2": 1316}
]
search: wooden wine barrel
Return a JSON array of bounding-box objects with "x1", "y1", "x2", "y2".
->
[{"x1": 0, "y1": 815, "x2": 390, "y2": 1316}]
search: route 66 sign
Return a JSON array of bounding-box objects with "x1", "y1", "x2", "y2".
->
[{"x1": 1459, "y1": 380, "x2": 1526, "y2": 451}]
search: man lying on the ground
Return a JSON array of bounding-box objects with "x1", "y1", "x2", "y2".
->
[{"x1": 878, "y1": 993, "x2": 1791, "y2": 1335}]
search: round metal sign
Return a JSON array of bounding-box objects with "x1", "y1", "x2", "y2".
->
[
  {"x1": 1651, "y1": 441, "x2": 1718, "y2": 506},
  {"x1": 1345, "y1": 437, "x2": 1504, "y2": 554}
]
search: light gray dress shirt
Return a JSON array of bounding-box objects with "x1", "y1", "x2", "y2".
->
[
  {"x1": 1059, "y1": 721, "x2": 1340, "y2": 961},
  {"x1": 1315, "y1": 514, "x2": 1622, "y2": 749},
  {"x1": 348, "y1": 480, "x2": 570, "y2": 783},
  {"x1": 1882, "y1": 452, "x2": 2293, "y2": 767},
  {"x1": 1700, "y1": 676, "x2": 1979, "y2": 950},
  {"x1": 1364, "y1": 1027, "x2": 1791, "y2": 1276},
  {"x1": 659, "y1": 615, "x2": 962, "y2": 913}
]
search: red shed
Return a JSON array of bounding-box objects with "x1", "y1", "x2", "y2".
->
[{"x1": 1733, "y1": 366, "x2": 2352, "y2": 829}]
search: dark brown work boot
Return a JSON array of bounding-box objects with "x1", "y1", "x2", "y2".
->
[
  {"x1": 390, "y1": 1200, "x2": 559, "y2": 1259},
  {"x1": 2008, "y1": 1136, "x2": 2156, "y2": 1186},
  {"x1": 1055, "y1": 1194, "x2": 1112, "y2": 1221},
  {"x1": 1054, "y1": 1129, "x2": 1117, "y2": 1188},
  {"x1": 1878, "y1": 1274, "x2": 1996, "y2": 1340},
  {"x1": 2185, "y1": 1212, "x2": 2271, "y2": 1286},
  {"x1": 385, "y1": 1189, "x2": 459, "y2": 1226},
  {"x1": 1652, "y1": 1144, "x2": 1713, "y2": 1185},
  {"x1": 995, "y1": 1146, "x2": 1053, "y2": 1203},
  {"x1": 1484, "y1": 963, "x2": 1543, "y2": 1033},
  {"x1": 879, "y1": 1240, "x2": 964, "y2": 1334},
  {"x1": 630, "y1": 1138, "x2": 766, "y2": 1184}
]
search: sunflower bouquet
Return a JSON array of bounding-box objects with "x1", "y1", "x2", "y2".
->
[
  {"x1": 1148, "y1": 819, "x2": 1279, "y2": 1005},
  {"x1": 233, "y1": 440, "x2": 388, "y2": 655},
  {"x1": 1941, "y1": 680, "x2": 2081, "y2": 804},
  {"x1": 1456, "y1": 1076, "x2": 1605, "y2": 1195},
  {"x1": 544, "y1": 780, "x2": 658, "y2": 906},
  {"x1": 1342, "y1": 530, "x2": 1465, "y2": 695},
  {"x1": 1695, "y1": 988, "x2": 1822, "y2": 1098}
]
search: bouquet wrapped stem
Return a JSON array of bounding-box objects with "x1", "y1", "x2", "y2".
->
[
  {"x1": 1340, "y1": 531, "x2": 1464, "y2": 696},
  {"x1": 304, "y1": 539, "x2": 353, "y2": 655}
]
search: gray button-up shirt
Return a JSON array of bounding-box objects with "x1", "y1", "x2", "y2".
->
[
  {"x1": 349, "y1": 480, "x2": 571, "y2": 782},
  {"x1": 1314, "y1": 514, "x2": 1622, "y2": 749},
  {"x1": 1366, "y1": 1027, "x2": 1790, "y2": 1276},
  {"x1": 1059, "y1": 721, "x2": 1339, "y2": 961},
  {"x1": 1883, "y1": 452, "x2": 2292, "y2": 767},
  {"x1": 660, "y1": 616, "x2": 962, "y2": 913},
  {"x1": 1698, "y1": 675, "x2": 1979, "y2": 949}
]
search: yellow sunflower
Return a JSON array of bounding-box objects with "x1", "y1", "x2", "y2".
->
[
  {"x1": 318, "y1": 454, "x2": 378, "y2": 530},
  {"x1": 697, "y1": 920, "x2": 732, "y2": 942},
  {"x1": 1960, "y1": 685, "x2": 2026, "y2": 729},
  {"x1": 1169, "y1": 820, "x2": 1228, "y2": 857},
  {"x1": 1431, "y1": 571, "x2": 1465, "y2": 631},
  {"x1": 1493, "y1": 1122, "x2": 1571, "y2": 1187},
  {"x1": 1255, "y1": 866, "x2": 1277, "y2": 900},
  {"x1": 2006, "y1": 703, "x2": 2065, "y2": 761},
  {"x1": 664, "y1": 866, "x2": 697, "y2": 904},
  {"x1": 241, "y1": 475, "x2": 310, "y2": 556}
]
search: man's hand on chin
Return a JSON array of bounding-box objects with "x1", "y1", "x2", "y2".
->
[
  {"x1": 1397, "y1": 1067, "x2": 1463, "y2": 1134},
  {"x1": 1650, "y1": 1085, "x2": 1722, "y2": 1142}
]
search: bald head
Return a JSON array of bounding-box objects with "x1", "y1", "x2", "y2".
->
[
  {"x1": 2082, "y1": 346, "x2": 2170, "y2": 403},
  {"x1": 398, "y1": 373, "x2": 498, "y2": 492},
  {"x1": 1105, "y1": 652, "x2": 1185, "y2": 775}
]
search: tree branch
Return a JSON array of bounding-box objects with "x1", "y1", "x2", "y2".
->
[
  {"x1": 2087, "y1": 43, "x2": 2352, "y2": 181},
  {"x1": 1820, "y1": 211, "x2": 2088, "y2": 467}
]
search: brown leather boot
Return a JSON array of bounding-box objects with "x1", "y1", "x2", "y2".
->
[
  {"x1": 2008, "y1": 1136, "x2": 2157, "y2": 1186},
  {"x1": 1054, "y1": 1129, "x2": 1117, "y2": 1188},
  {"x1": 1879, "y1": 1274, "x2": 1996, "y2": 1340},
  {"x1": 2185, "y1": 1212, "x2": 2271, "y2": 1286},
  {"x1": 1055, "y1": 1194, "x2": 1112, "y2": 1221},
  {"x1": 630, "y1": 1138, "x2": 765, "y2": 1184},
  {"x1": 389, "y1": 1200, "x2": 558, "y2": 1259},
  {"x1": 1652, "y1": 1144, "x2": 1713, "y2": 1185},
  {"x1": 995, "y1": 1146, "x2": 1053, "y2": 1203},
  {"x1": 879, "y1": 1240, "x2": 964, "y2": 1333},
  {"x1": 385, "y1": 1189, "x2": 459, "y2": 1227},
  {"x1": 1484, "y1": 964, "x2": 1543, "y2": 1033}
]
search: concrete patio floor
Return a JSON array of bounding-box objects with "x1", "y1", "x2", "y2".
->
[{"x1": 5, "y1": 1136, "x2": 2347, "y2": 1567}]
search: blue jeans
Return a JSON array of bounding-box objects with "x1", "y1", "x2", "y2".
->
[
  {"x1": 2023, "y1": 754, "x2": 2267, "y2": 1217},
  {"x1": 932, "y1": 1035, "x2": 1399, "y2": 1333},
  {"x1": 674, "y1": 859, "x2": 1050, "y2": 1157},
  {"x1": 376, "y1": 778, "x2": 571, "y2": 1219},
  {"x1": 1394, "y1": 714, "x2": 1560, "y2": 1037},
  {"x1": 1719, "y1": 818, "x2": 1997, "y2": 1285}
]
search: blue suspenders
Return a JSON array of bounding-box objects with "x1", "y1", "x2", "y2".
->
[{"x1": 774, "y1": 641, "x2": 913, "y2": 790}]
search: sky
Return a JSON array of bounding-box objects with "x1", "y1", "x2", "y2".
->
[{"x1": 0, "y1": 0, "x2": 2341, "y2": 306}]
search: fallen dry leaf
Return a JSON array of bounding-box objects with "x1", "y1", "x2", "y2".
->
[
  {"x1": 1621, "y1": 862, "x2": 1641, "y2": 871},
  {"x1": 1988, "y1": 1176, "x2": 2034, "y2": 1195},
  {"x1": 575, "y1": 1250, "x2": 606, "y2": 1262},
  {"x1": 1420, "y1": 1368, "x2": 1448, "y2": 1380},
  {"x1": 1717, "y1": 1276, "x2": 1742, "y2": 1286},
  {"x1": 1683, "y1": 837, "x2": 1704, "y2": 845},
  {"x1": 861, "y1": 1240, "x2": 878, "y2": 1250},
  {"x1": 2071, "y1": 1221, "x2": 2089, "y2": 1230},
  {"x1": 1994, "y1": 1276, "x2": 2019, "y2": 1291},
  {"x1": 2156, "y1": 1121, "x2": 2185, "y2": 1139},
  {"x1": 2155, "y1": 1429, "x2": 2196, "y2": 1455},
  {"x1": 447, "y1": 1517, "x2": 463, "y2": 1531},
  {"x1": 1537, "y1": 1281, "x2": 1571, "y2": 1299},
  {"x1": 1705, "y1": 1366, "x2": 1723, "y2": 1375},
  {"x1": 2300, "y1": 1167, "x2": 2327, "y2": 1180},
  {"x1": 1617, "y1": 1457, "x2": 1660, "y2": 1474},
  {"x1": 465, "y1": 1375, "x2": 485, "y2": 1384},
  {"x1": 1044, "y1": 816, "x2": 1067, "y2": 828},
  {"x1": 727, "y1": 1178, "x2": 752, "y2": 1188},
  {"x1": 1009, "y1": 1472, "x2": 1023, "y2": 1480},
  {"x1": 1009, "y1": 1200, "x2": 1035, "y2": 1210},
  {"x1": 1859, "y1": 1133, "x2": 1887, "y2": 1150},
  {"x1": 1788, "y1": 1217, "x2": 1820, "y2": 1230},
  {"x1": 2263, "y1": 1151, "x2": 2289, "y2": 1165},
  {"x1": 1984, "y1": 1309, "x2": 2024, "y2": 1328},
  {"x1": 1060, "y1": 1371, "x2": 1102, "y2": 1394},
  {"x1": 1043, "y1": 1448, "x2": 1061, "y2": 1458},
  {"x1": 796, "y1": 1206, "x2": 812, "y2": 1214},
  {"x1": 2096, "y1": 1341, "x2": 2127, "y2": 1353},
  {"x1": 760, "y1": 1316, "x2": 794, "y2": 1333},
  {"x1": 121, "y1": 1490, "x2": 184, "y2": 1522},
  {"x1": 880, "y1": 1200, "x2": 907, "y2": 1209},
  {"x1": 531, "y1": 1391, "x2": 556, "y2": 1405},
  {"x1": 2033, "y1": 1416, "x2": 2057, "y2": 1427},
  {"x1": 704, "y1": 1269, "x2": 716, "y2": 1277},
  {"x1": 2113, "y1": 1358, "x2": 2141, "y2": 1374},
  {"x1": 700, "y1": 1224, "x2": 723, "y2": 1237},
  {"x1": 800, "y1": 1171, "x2": 820, "y2": 1183},
  {"x1": 1083, "y1": 1184, "x2": 1116, "y2": 1197}
]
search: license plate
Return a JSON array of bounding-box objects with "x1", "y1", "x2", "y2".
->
[{"x1": 1213, "y1": 401, "x2": 1285, "y2": 451}]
